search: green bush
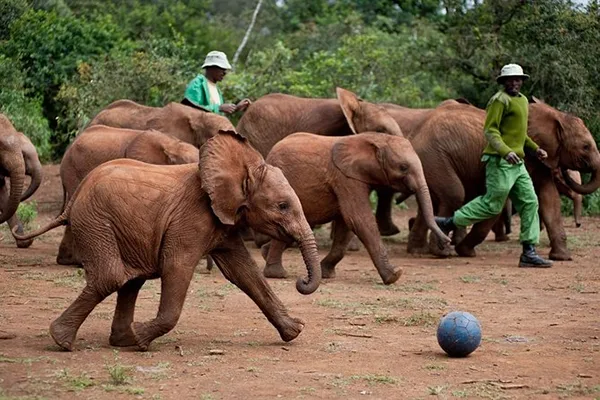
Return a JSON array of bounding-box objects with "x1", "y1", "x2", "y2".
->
[
  {"x1": 17, "y1": 201, "x2": 38, "y2": 229},
  {"x1": 0, "y1": 55, "x2": 53, "y2": 161}
]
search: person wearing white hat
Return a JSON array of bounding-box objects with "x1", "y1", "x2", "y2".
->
[
  {"x1": 182, "y1": 51, "x2": 251, "y2": 115},
  {"x1": 435, "y1": 63, "x2": 553, "y2": 268}
]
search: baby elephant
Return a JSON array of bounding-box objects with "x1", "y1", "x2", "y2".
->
[
  {"x1": 15, "y1": 131, "x2": 321, "y2": 351},
  {"x1": 263, "y1": 132, "x2": 450, "y2": 285},
  {"x1": 57, "y1": 125, "x2": 199, "y2": 266}
]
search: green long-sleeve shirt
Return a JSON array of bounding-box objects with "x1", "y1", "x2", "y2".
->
[
  {"x1": 482, "y1": 91, "x2": 539, "y2": 158},
  {"x1": 183, "y1": 74, "x2": 224, "y2": 114}
]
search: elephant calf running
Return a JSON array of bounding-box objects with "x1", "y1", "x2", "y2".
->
[
  {"x1": 14, "y1": 131, "x2": 321, "y2": 352},
  {"x1": 262, "y1": 132, "x2": 450, "y2": 285},
  {"x1": 57, "y1": 125, "x2": 200, "y2": 266}
]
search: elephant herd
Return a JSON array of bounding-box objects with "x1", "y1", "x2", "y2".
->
[{"x1": 1, "y1": 86, "x2": 598, "y2": 352}]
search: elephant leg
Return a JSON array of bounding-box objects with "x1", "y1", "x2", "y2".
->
[
  {"x1": 57, "y1": 226, "x2": 81, "y2": 266},
  {"x1": 50, "y1": 282, "x2": 112, "y2": 351},
  {"x1": 211, "y1": 235, "x2": 304, "y2": 342},
  {"x1": 331, "y1": 220, "x2": 360, "y2": 251},
  {"x1": 537, "y1": 178, "x2": 571, "y2": 260},
  {"x1": 375, "y1": 188, "x2": 400, "y2": 236},
  {"x1": 205, "y1": 255, "x2": 214, "y2": 271},
  {"x1": 340, "y1": 192, "x2": 402, "y2": 285},
  {"x1": 263, "y1": 239, "x2": 290, "y2": 279},
  {"x1": 110, "y1": 278, "x2": 146, "y2": 347},
  {"x1": 407, "y1": 210, "x2": 429, "y2": 254},
  {"x1": 7, "y1": 214, "x2": 33, "y2": 248},
  {"x1": 452, "y1": 226, "x2": 468, "y2": 245},
  {"x1": 321, "y1": 218, "x2": 354, "y2": 279},
  {"x1": 455, "y1": 216, "x2": 499, "y2": 257}
]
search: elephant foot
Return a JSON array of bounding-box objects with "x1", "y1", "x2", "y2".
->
[
  {"x1": 321, "y1": 264, "x2": 336, "y2": 279},
  {"x1": 407, "y1": 245, "x2": 429, "y2": 255},
  {"x1": 549, "y1": 250, "x2": 572, "y2": 261},
  {"x1": 49, "y1": 319, "x2": 75, "y2": 351},
  {"x1": 377, "y1": 220, "x2": 400, "y2": 237},
  {"x1": 455, "y1": 242, "x2": 477, "y2": 258},
  {"x1": 109, "y1": 328, "x2": 138, "y2": 347},
  {"x1": 277, "y1": 317, "x2": 304, "y2": 342},
  {"x1": 263, "y1": 263, "x2": 288, "y2": 279},
  {"x1": 131, "y1": 321, "x2": 155, "y2": 352},
  {"x1": 494, "y1": 234, "x2": 510, "y2": 242},
  {"x1": 380, "y1": 267, "x2": 403, "y2": 285},
  {"x1": 16, "y1": 239, "x2": 33, "y2": 248},
  {"x1": 428, "y1": 241, "x2": 451, "y2": 258}
]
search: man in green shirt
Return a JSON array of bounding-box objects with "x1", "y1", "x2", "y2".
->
[
  {"x1": 435, "y1": 64, "x2": 553, "y2": 268},
  {"x1": 182, "y1": 51, "x2": 251, "y2": 115}
]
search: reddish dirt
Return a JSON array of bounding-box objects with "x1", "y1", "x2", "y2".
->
[{"x1": 1, "y1": 164, "x2": 599, "y2": 400}]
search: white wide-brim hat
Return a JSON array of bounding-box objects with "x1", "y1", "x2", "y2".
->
[
  {"x1": 202, "y1": 51, "x2": 232, "y2": 70},
  {"x1": 496, "y1": 63, "x2": 529, "y2": 83}
]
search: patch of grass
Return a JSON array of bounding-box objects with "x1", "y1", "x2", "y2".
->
[
  {"x1": 56, "y1": 369, "x2": 95, "y2": 392},
  {"x1": 52, "y1": 269, "x2": 85, "y2": 288},
  {"x1": 459, "y1": 275, "x2": 480, "y2": 283},
  {"x1": 199, "y1": 394, "x2": 217, "y2": 400},
  {"x1": 423, "y1": 364, "x2": 446, "y2": 371},
  {"x1": 351, "y1": 374, "x2": 398, "y2": 386},
  {"x1": 402, "y1": 311, "x2": 437, "y2": 327},
  {"x1": 451, "y1": 389, "x2": 468, "y2": 397},
  {"x1": 556, "y1": 381, "x2": 600, "y2": 398},
  {"x1": 0, "y1": 355, "x2": 53, "y2": 365},
  {"x1": 105, "y1": 352, "x2": 131, "y2": 386},
  {"x1": 374, "y1": 315, "x2": 401, "y2": 324},
  {"x1": 428, "y1": 385, "x2": 446, "y2": 395}
]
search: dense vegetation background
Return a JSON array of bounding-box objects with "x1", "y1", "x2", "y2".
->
[{"x1": 1, "y1": 0, "x2": 599, "y2": 212}]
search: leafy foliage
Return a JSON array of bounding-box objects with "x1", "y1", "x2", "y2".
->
[{"x1": 2, "y1": 0, "x2": 600, "y2": 213}]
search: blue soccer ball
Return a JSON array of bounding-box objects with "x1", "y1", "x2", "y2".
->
[{"x1": 436, "y1": 311, "x2": 482, "y2": 357}]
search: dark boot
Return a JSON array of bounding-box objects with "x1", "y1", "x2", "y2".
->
[
  {"x1": 434, "y1": 216, "x2": 456, "y2": 236},
  {"x1": 519, "y1": 243, "x2": 553, "y2": 268}
]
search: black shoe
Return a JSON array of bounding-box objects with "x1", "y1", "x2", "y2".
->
[
  {"x1": 519, "y1": 243, "x2": 553, "y2": 268},
  {"x1": 434, "y1": 216, "x2": 456, "y2": 235}
]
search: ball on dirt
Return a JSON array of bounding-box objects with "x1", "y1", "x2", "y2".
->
[{"x1": 436, "y1": 311, "x2": 482, "y2": 357}]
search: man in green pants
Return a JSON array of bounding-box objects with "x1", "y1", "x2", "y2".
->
[{"x1": 435, "y1": 63, "x2": 553, "y2": 268}]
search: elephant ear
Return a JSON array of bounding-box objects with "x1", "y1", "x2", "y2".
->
[
  {"x1": 530, "y1": 96, "x2": 544, "y2": 104},
  {"x1": 199, "y1": 129, "x2": 262, "y2": 225},
  {"x1": 336, "y1": 87, "x2": 363, "y2": 135},
  {"x1": 332, "y1": 136, "x2": 389, "y2": 186}
]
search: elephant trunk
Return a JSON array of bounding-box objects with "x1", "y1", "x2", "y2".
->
[
  {"x1": 0, "y1": 155, "x2": 26, "y2": 224},
  {"x1": 294, "y1": 223, "x2": 321, "y2": 295},
  {"x1": 414, "y1": 181, "x2": 451, "y2": 245},
  {"x1": 21, "y1": 156, "x2": 43, "y2": 201},
  {"x1": 562, "y1": 166, "x2": 600, "y2": 195}
]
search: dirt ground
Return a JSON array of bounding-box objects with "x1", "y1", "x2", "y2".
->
[{"x1": 0, "y1": 164, "x2": 599, "y2": 400}]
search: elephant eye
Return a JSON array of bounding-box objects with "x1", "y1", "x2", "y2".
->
[
  {"x1": 584, "y1": 144, "x2": 591, "y2": 151},
  {"x1": 399, "y1": 164, "x2": 409, "y2": 172},
  {"x1": 278, "y1": 202, "x2": 289, "y2": 211}
]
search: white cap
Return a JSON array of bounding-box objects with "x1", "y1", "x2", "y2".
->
[
  {"x1": 496, "y1": 63, "x2": 529, "y2": 83},
  {"x1": 201, "y1": 51, "x2": 232, "y2": 70}
]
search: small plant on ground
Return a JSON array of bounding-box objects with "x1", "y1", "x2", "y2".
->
[
  {"x1": 105, "y1": 351, "x2": 131, "y2": 386},
  {"x1": 17, "y1": 201, "x2": 37, "y2": 229}
]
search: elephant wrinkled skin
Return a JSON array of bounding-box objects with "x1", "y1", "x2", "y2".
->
[
  {"x1": 88, "y1": 99, "x2": 234, "y2": 148},
  {"x1": 0, "y1": 113, "x2": 43, "y2": 248},
  {"x1": 57, "y1": 125, "x2": 200, "y2": 265},
  {"x1": 14, "y1": 131, "x2": 321, "y2": 351},
  {"x1": 263, "y1": 132, "x2": 450, "y2": 285},
  {"x1": 237, "y1": 87, "x2": 404, "y2": 237}
]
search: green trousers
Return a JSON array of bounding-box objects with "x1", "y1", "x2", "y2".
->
[{"x1": 454, "y1": 155, "x2": 540, "y2": 244}]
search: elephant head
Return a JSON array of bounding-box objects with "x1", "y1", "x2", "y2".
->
[
  {"x1": 336, "y1": 88, "x2": 404, "y2": 137},
  {"x1": 125, "y1": 130, "x2": 199, "y2": 165},
  {"x1": 200, "y1": 130, "x2": 321, "y2": 294},
  {"x1": 528, "y1": 99, "x2": 600, "y2": 195},
  {"x1": 331, "y1": 134, "x2": 451, "y2": 245},
  {"x1": 179, "y1": 104, "x2": 236, "y2": 148},
  {"x1": 0, "y1": 115, "x2": 27, "y2": 224}
]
